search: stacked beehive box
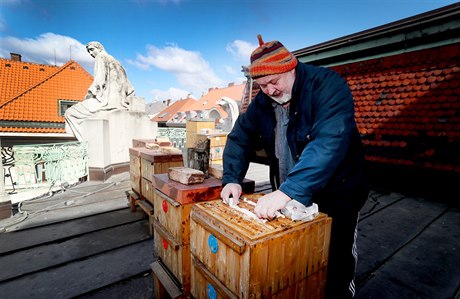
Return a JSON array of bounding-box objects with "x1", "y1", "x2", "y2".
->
[
  {"x1": 129, "y1": 146, "x2": 143, "y2": 198},
  {"x1": 189, "y1": 195, "x2": 332, "y2": 299},
  {"x1": 185, "y1": 119, "x2": 229, "y2": 178},
  {"x1": 207, "y1": 133, "x2": 227, "y2": 166},
  {"x1": 129, "y1": 138, "x2": 165, "y2": 198},
  {"x1": 128, "y1": 139, "x2": 183, "y2": 234},
  {"x1": 185, "y1": 119, "x2": 215, "y2": 149},
  {"x1": 150, "y1": 173, "x2": 255, "y2": 298}
]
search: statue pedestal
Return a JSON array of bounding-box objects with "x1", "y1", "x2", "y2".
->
[{"x1": 81, "y1": 110, "x2": 157, "y2": 181}]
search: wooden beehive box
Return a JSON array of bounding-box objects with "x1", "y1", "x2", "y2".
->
[
  {"x1": 140, "y1": 148, "x2": 183, "y2": 180},
  {"x1": 190, "y1": 196, "x2": 332, "y2": 299},
  {"x1": 208, "y1": 133, "x2": 227, "y2": 165},
  {"x1": 151, "y1": 174, "x2": 255, "y2": 291},
  {"x1": 186, "y1": 119, "x2": 215, "y2": 133},
  {"x1": 129, "y1": 147, "x2": 143, "y2": 195},
  {"x1": 186, "y1": 119, "x2": 215, "y2": 148},
  {"x1": 139, "y1": 148, "x2": 183, "y2": 204},
  {"x1": 153, "y1": 231, "x2": 191, "y2": 289}
]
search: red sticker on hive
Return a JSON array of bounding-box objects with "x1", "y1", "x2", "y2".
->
[
  {"x1": 163, "y1": 239, "x2": 168, "y2": 250},
  {"x1": 162, "y1": 200, "x2": 168, "y2": 213}
]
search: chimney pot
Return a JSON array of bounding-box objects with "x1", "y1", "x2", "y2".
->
[{"x1": 10, "y1": 53, "x2": 22, "y2": 62}]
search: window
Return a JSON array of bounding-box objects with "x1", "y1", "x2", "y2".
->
[{"x1": 59, "y1": 100, "x2": 78, "y2": 116}]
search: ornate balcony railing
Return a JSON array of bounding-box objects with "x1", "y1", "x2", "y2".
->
[
  {"x1": 2, "y1": 142, "x2": 88, "y2": 194},
  {"x1": 157, "y1": 127, "x2": 186, "y2": 149}
]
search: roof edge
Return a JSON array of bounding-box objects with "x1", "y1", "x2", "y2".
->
[{"x1": 292, "y1": 3, "x2": 460, "y2": 61}]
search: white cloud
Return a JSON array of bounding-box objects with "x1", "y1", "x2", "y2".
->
[
  {"x1": 226, "y1": 39, "x2": 257, "y2": 61},
  {"x1": 224, "y1": 65, "x2": 236, "y2": 75},
  {"x1": 0, "y1": 33, "x2": 93, "y2": 70},
  {"x1": 149, "y1": 86, "x2": 193, "y2": 102},
  {"x1": 130, "y1": 43, "x2": 225, "y2": 97}
]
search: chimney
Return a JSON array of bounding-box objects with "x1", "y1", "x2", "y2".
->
[
  {"x1": 167, "y1": 99, "x2": 171, "y2": 106},
  {"x1": 10, "y1": 53, "x2": 22, "y2": 62},
  {"x1": 228, "y1": 82, "x2": 235, "y2": 87}
]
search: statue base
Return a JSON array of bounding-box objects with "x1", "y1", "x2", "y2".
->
[
  {"x1": 88, "y1": 162, "x2": 130, "y2": 181},
  {"x1": 81, "y1": 109, "x2": 157, "y2": 181}
]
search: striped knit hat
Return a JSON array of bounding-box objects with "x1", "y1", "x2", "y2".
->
[{"x1": 249, "y1": 34, "x2": 298, "y2": 79}]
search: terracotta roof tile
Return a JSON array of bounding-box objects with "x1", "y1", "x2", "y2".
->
[
  {"x1": 332, "y1": 43, "x2": 459, "y2": 173},
  {"x1": 152, "y1": 82, "x2": 245, "y2": 125},
  {"x1": 0, "y1": 59, "x2": 92, "y2": 133},
  {"x1": 189, "y1": 83, "x2": 245, "y2": 113},
  {"x1": 151, "y1": 97, "x2": 197, "y2": 123}
]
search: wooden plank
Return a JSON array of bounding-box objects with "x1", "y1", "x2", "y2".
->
[
  {"x1": 151, "y1": 260, "x2": 183, "y2": 299},
  {"x1": 0, "y1": 221, "x2": 151, "y2": 282},
  {"x1": 136, "y1": 199, "x2": 154, "y2": 216},
  {"x1": 0, "y1": 208, "x2": 146, "y2": 254},
  {"x1": 128, "y1": 190, "x2": 139, "y2": 212},
  {"x1": 0, "y1": 239, "x2": 154, "y2": 299}
]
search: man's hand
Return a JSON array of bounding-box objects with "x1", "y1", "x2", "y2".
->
[
  {"x1": 220, "y1": 183, "x2": 242, "y2": 205},
  {"x1": 254, "y1": 190, "x2": 292, "y2": 219}
]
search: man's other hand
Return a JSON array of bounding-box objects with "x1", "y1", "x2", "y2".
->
[
  {"x1": 254, "y1": 190, "x2": 291, "y2": 219},
  {"x1": 220, "y1": 183, "x2": 242, "y2": 205}
]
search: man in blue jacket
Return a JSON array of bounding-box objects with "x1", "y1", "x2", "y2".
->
[{"x1": 220, "y1": 35, "x2": 370, "y2": 298}]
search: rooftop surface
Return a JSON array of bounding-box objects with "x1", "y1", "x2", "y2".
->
[{"x1": 0, "y1": 163, "x2": 458, "y2": 298}]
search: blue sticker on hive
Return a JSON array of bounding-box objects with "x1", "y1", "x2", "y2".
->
[
  {"x1": 207, "y1": 283, "x2": 216, "y2": 299},
  {"x1": 208, "y1": 234, "x2": 218, "y2": 253}
]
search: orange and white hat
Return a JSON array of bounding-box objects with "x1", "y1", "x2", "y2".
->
[{"x1": 248, "y1": 34, "x2": 298, "y2": 79}]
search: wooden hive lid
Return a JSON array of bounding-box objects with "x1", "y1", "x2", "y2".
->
[
  {"x1": 152, "y1": 174, "x2": 255, "y2": 205},
  {"x1": 138, "y1": 148, "x2": 180, "y2": 163},
  {"x1": 191, "y1": 195, "x2": 328, "y2": 249}
]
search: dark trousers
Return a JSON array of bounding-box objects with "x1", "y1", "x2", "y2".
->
[{"x1": 317, "y1": 188, "x2": 368, "y2": 299}]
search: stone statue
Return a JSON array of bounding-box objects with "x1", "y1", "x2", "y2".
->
[
  {"x1": 217, "y1": 97, "x2": 239, "y2": 132},
  {"x1": 65, "y1": 41, "x2": 135, "y2": 140}
]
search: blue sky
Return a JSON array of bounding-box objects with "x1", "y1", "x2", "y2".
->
[{"x1": 1, "y1": 0, "x2": 457, "y2": 102}]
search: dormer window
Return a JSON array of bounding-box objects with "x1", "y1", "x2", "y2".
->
[{"x1": 59, "y1": 100, "x2": 78, "y2": 116}]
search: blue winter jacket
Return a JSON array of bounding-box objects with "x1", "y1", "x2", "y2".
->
[{"x1": 222, "y1": 61, "x2": 368, "y2": 207}]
